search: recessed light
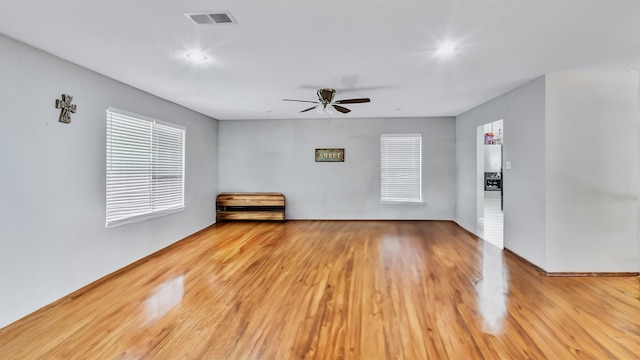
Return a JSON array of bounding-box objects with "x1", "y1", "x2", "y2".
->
[
  {"x1": 436, "y1": 41, "x2": 458, "y2": 57},
  {"x1": 185, "y1": 52, "x2": 208, "y2": 63}
]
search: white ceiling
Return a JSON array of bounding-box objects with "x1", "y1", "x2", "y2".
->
[{"x1": 1, "y1": 0, "x2": 639, "y2": 120}]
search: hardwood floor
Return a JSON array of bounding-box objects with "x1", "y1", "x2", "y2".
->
[{"x1": 1, "y1": 221, "x2": 639, "y2": 359}]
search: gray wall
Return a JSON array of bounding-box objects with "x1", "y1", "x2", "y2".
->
[
  {"x1": 0, "y1": 35, "x2": 218, "y2": 328},
  {"x1": 457, "y1": 73, "x2": 640, "y2": 273},
  {"x1": 545, "y1": 73, "x2": 639, "y2": 272},
  {"x1": 456, "y1": 77, "x2": 547, "y2": 268},
  {"x1": 218, "y1": 117, "x2": 456, "y2": 220}
]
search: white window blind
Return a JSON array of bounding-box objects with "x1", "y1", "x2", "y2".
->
[
  {"x1": 106, "y1": 108, "x2": 185, "y2": 227},
  {"x1": 380, "y1": 134, "x2": 422, "y2": 203}
]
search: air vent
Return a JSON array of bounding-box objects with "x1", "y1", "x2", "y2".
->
[
  {"x1": 210, "y1": 13, "x2": 233, "y2": 23},
  {"x1": 185, "y1": 11, "x2": 238, "y2": 25}
]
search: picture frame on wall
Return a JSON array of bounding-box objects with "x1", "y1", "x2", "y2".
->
[{"x1": 315, "y1": 148, "x2": 344, "y2": 162}]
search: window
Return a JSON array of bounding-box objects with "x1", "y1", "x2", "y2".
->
[
  {"x1": 380, "y1": 134, "x2": 422, "y2": 203},
  {"x1": 106, "y1": 108, "x2": 185, "y2": 227}
]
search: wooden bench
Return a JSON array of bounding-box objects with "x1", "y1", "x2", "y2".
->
[{"x1": 216, "y1": 192, "x2": 285, "y2": 221}]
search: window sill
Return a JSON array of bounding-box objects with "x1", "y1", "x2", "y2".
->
[
  {"x1": 106, "y1": 206, "x2": 185, "y2": 228},
  {"x1": 379, "y1": 200, "x2": 424, "y2": 205}
]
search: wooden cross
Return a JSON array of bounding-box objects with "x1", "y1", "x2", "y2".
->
[{"x1": 55, "y1": 94, "x2": 77, "y2": 124}]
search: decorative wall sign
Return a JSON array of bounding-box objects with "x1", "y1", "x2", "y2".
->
[
  {"x1": 55, "y1": 94, "x2": 77, "y2": 124},
  {"x1": 315, "y1": 148, "x2": 344, "y2": 162}
]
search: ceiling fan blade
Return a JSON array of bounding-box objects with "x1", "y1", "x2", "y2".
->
[
  {"x1": 283, "y1": 99, "x2": 319, "y2": 104},
  {"x1": 334, "y1": 98, "x2": 371, "y2": 104},
  {"x1": 332, "y1": 105, "x2": 351, "y2": 114},
  {"x1": 300, "y1": 106, "x2": 317, "y2": 113}
]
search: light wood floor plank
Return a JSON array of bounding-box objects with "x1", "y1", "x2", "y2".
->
[{"x1": 1, "y1": 220, "x2": 639, "y2": 359}]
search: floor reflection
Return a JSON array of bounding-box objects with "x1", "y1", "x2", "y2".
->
[
  {"x1": 475, "y1": 241, "x2": 508, "y2": 335},
  {"x1": 144, "y1": 275, "x2": 184, "y2": 323},
  {"x1": 483, "y1": 195, "x2": 504, "y2": 248}
]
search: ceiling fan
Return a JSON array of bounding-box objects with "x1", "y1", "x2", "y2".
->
[{"x1": 283, "y1": 88, "x2": 370, "y2": 114}]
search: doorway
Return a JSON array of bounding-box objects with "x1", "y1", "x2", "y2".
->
[{"x1": 477, "y1": 120, "x2": 504, "y2": 248}]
